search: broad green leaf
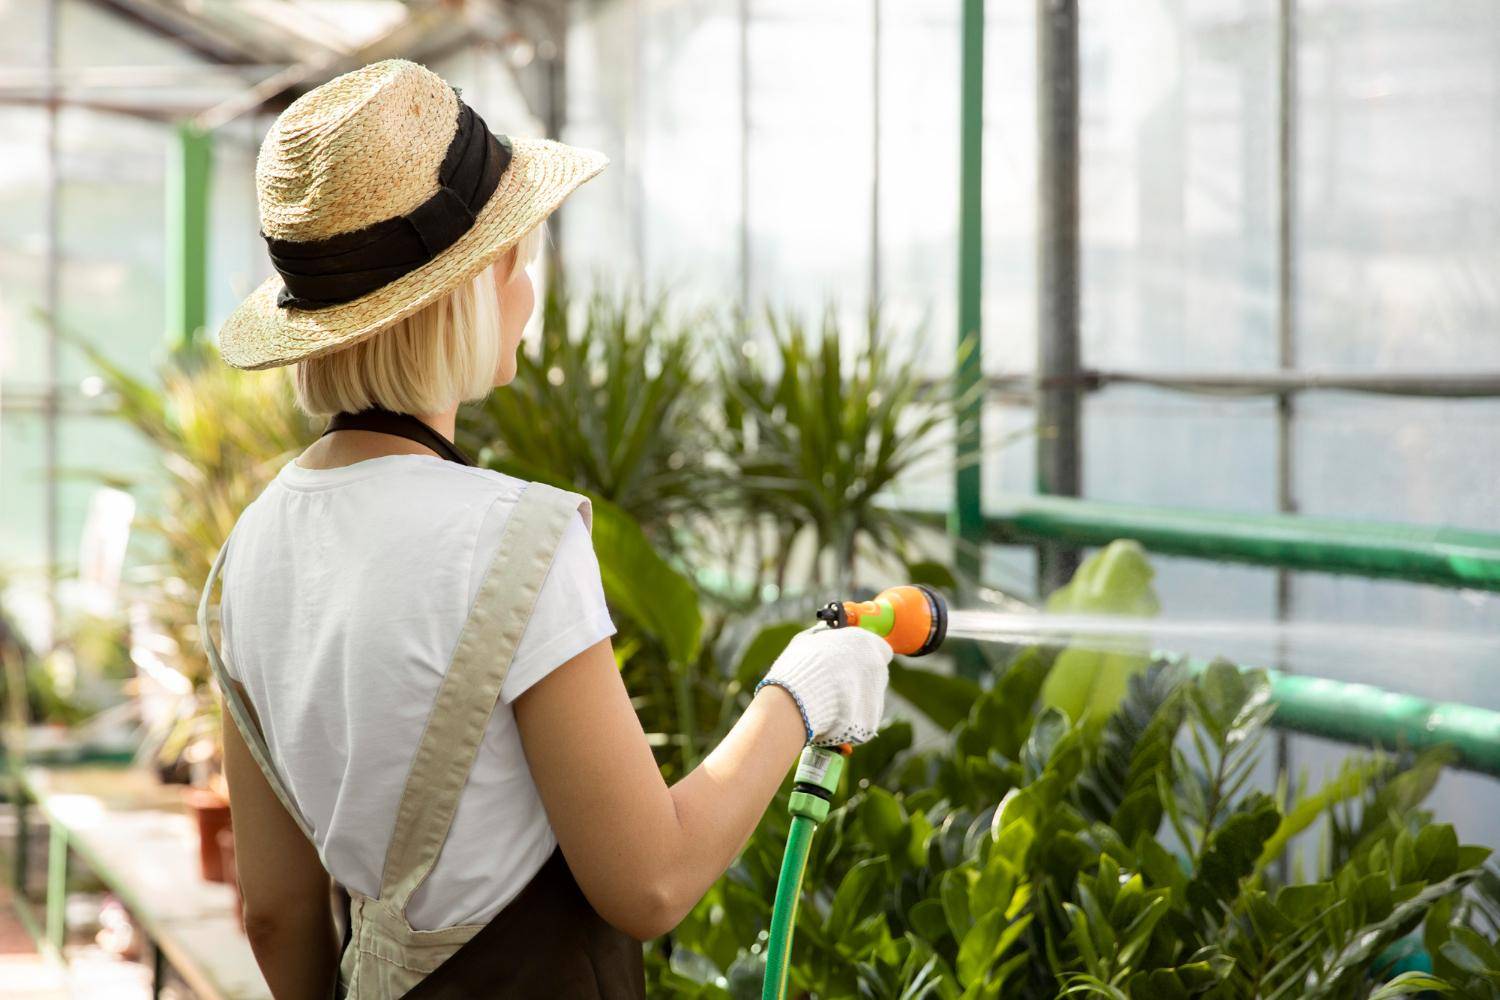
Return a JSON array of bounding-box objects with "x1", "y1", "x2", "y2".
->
[
  {"x1": 957, "y1": 909, "x2": 1031, "y2": 988},
  {"x1": 590, "y1": 497, "x2": 703, "y2": 664},
  {"x1": 908, "y1": 898, "x2": 950, "y2": 943},
  {"x1": 1022, "y1": 707, "x2": 1070, "y2": 781},
  {"x1": 941, "y1": 868, "x2": 974, "y2": 941},
  {"x1": 1040, "y1": 541, "x2": 1160, "y2": 721},
  {"x1": 889, "y1": 662, "x2": 983, "y2": 731},
  {"x1": 862, "y1": 788, "x2": 910, "y2": 855},
  {"x1": 830, "y1": 858, "x2": 886, "y2": 941},
  {"x1": 732, "y1": 622, "x2": 804, "y2": 692},
  {"x1": 1415, "y1": 823, "x2": 1460, "y2": 882}
]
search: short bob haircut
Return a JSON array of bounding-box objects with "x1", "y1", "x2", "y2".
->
[{"x1": 293, "y1": 225, "x2": 545, "y2": 417}]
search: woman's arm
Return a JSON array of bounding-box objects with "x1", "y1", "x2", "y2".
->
[
  {"x1": 221, "y1": 691, "x2": 340, "y2": 998},
  {"x1": 514, "y1": 637, "x2": 806, "y2": 940}
]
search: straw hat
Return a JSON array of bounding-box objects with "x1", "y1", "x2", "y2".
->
[{"x1": 218, "y1": 59, "x2": 607, "y2": 370}]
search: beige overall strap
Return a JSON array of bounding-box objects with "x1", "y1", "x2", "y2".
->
[
  {"x1": 379, "y1": 482, "x2": 590, "y2": 911},
  {"x1": 197, "y1": 534, "x2": 317, "y2": 841}
]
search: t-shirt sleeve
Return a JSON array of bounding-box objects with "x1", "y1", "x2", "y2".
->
[{"x1": 499, "y1": 508, "x2": 616, "y2": 704}]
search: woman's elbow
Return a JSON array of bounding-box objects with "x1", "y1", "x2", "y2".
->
[
  {"x1": 242, "y1": 904, "x2": 290, "y2": 949},
  {"x1": 594, "y1": 876, "x2": 691, "y2": 941},
  {"x1": 241, "y1": 893, "x2": 329, "y2": 948}
]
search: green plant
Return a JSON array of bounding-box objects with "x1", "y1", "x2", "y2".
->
[
  {"x1": 0, "y1": 594, "x2": 103, "y2": 727},
  {"x1": 717, "y1": 307, "x2": 960, "y2": 598},
  {"x1": 78, "y1": 338, "x2": 315, "y2": 772},
  {"x1": 648, "y1": 544, "x2": 1495, "y2": 999},
  {"x1": 460, "y1": 285, "x2": 719, "y2": 551}
]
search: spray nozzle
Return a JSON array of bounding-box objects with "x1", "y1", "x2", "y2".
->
[{"x1": 816, "y1": 584, "x2": 948, "y2": 657}]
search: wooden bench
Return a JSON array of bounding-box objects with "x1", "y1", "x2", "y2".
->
[{"x1": 9, "y1": 764, "x2": 271, "y2": 1000}]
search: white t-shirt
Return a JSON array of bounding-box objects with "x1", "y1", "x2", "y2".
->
[{"x1": 218, "y1": 453, "x2": 615, "y2": 931}]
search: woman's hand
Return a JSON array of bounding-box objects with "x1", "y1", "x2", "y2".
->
[
  {"x1": 515, "y1": 628, "x2": 890, "y2": 942},
  {"x1": 756, "y1": 625, "x2": 893, "y2": 746}
]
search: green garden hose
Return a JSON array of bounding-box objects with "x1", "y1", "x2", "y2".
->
[
  {"x1": 762, "y1": 745, "x2": 847, "y2": 1000},
  {"x1": 762, "y1": 586, "x2": 945, "y2": 999}
]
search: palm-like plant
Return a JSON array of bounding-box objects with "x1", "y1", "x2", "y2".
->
[
  {"x1": 717, "y1": 307, "x2": 960, "y2": 595},
  {"x1": 75, "y1": 339, "x2": 313, "y2": 781},
  {"x1": 459, "y1": 285, "x2": 720, "y2": 551},
  {"x1": 80, "y1": 341, "x2": 315, "y2": 690}
]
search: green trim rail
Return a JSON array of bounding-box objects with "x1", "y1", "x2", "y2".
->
[{"x1": 981, "y1": 494, "x2": 1500, "y2": 592}]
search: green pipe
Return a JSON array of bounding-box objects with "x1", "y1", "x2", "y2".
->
[
  {"x1": 1263, "y1": 669, "x2": 1500, "y2": 777},
  {"x1": 982, "y1": 494, "x2": 1500, "y2": 591},
  {"x1": 1173, "y1": 658, "x2": 1500, "y2": 777}
]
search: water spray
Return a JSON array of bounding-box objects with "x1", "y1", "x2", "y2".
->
[{"x1": 762, "y1": 585, "x2": 948, "y2": 1000}]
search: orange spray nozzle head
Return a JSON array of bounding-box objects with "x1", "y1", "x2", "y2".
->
[{"x1": 815, "y1": 584, "x2": 948, "y2": 656}]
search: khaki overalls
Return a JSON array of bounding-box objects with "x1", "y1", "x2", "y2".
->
[{"x1": 198, "y1": 480, "x2": 645, "y2": 998}]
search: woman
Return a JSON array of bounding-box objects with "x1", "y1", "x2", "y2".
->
[{"x1": 199, "y1": 60, "x2": 893, "y2": 999}]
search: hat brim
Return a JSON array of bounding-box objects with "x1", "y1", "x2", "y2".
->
[{"x1": 219, "y1": 138, "x2": 608, "y2": 371}]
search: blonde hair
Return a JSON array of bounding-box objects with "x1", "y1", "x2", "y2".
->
[{"x1": 293, "y1": 226, "x2": 545, "y2": 416}]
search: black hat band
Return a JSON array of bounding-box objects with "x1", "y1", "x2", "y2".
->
[{"x1": 264, "y1": 96, "x2": 513, "y2": 311}]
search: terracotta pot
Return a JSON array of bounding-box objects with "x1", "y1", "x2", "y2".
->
[
  {"x1": 184, "y1": 787, "x2": 232, "y2": 883},
  {"x1": 217, "y1": 827, "x2": 244, "y2": 932}
]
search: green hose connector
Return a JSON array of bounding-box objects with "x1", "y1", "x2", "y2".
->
[{"x1": 763, "y1": 746, "x2": 847, "y2": 1000}]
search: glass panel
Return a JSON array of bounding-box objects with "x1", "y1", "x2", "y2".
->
[
  {"x1": 0, "y1": 408, "x2": 49, "y2": 574},
  {"x1": 1297, "y1": 0, "x2": 1500, "y2": 368},
  {"x1": 877, "y1": 2, "x2": 960, "y2": 376},
  {"x1": 981, "y1": 2, "x2": 1038, "y2": 377},
  {"x1": 0, "y1": 104, "x2": 52, "y2": 391},
  {"x1": 55, "y1": 106, "x2": 167, "y2": 385},
  {"x1": 1080, "y1": 0, "x2": 1280, "y2": 372},
  {"x1": 56, "y1": 413, "x2": 160, "y2": 574},
  {"x1": 564, "y1": 0, "x2": 646, "y2": 289},
  {"x1": 746, "y1": 0, "x2": 873, "y2": 317}
]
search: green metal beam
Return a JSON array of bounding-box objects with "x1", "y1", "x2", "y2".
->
[
  {"x1": 166, "y1": 122, "x2": 212, "y2": 352},
  {"x1": 985, "y1": 494, "x2": 1500, "y2": 591}
]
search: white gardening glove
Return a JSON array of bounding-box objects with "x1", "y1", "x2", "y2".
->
[{"x1": 755, "y1": 626, "x2": 893, "y2": 746}]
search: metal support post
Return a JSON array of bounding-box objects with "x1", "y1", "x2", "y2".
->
[
  {"x1": 1036, "y1": 0, "x2": 1082, "y2": 595},
  {"x1": 1273, "y1": 0, "x2": 1299, "y2": 875},
  {"x1": 870, "y1": 0, "x2": 882, "y2": 308},
  {"x1": 45, "y1": 822, "x2": 66, "y2": 952},
  {"x1": 166, "y1": 122, "x2": 212, "y2": 353},
  {"x1": 43, "y1": 0, "x2": 60, "y2": 637},
  {"x1": 953, "y1": 0, "x2": 986, "y2": 676}
]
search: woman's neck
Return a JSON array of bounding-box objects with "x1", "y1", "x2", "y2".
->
[
  {"x1": 414, "y1": 406, "x2": 458, "y2": 442},
  {"x1": 295, "y1": 404, "x2": 460, "y2": 469}
]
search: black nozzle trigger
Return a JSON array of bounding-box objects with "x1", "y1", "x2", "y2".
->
[{"x1": 816, "y1": 602, "x2": 847, "y2": 629}]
